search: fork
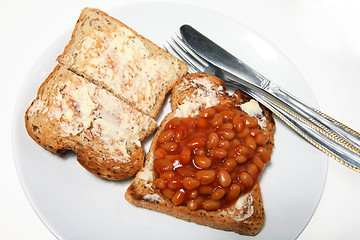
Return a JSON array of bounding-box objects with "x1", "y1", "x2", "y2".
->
[{"x1": 164, "y1": 33, "x2": 360, "y2": 172}]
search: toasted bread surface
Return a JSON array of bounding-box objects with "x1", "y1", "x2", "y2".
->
[
  {"x1": 57, "y1": 7, "x2": 187, "y2": 118},
  {"x1": 25, "y1": 65, "x2": 157, "y2": 180},
  {"x1": 125, "y1": 73, "x2": 275, "y2": 235}
]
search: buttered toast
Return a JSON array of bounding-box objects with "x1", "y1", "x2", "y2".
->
[
  {"x1": 25, "y1": 8, "x2": 187, "y2": 180},
  {"x1": 57, "y1": 8, "x2": 187, "y2": 118},
  {"x1": 25, "y1": 65, "x2": 157, "y2": 180},
  {"x1": 125, "y1": 73, "x2": 275, "y2": 235}
]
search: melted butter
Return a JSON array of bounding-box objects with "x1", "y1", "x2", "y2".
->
[
  {"x1": 137, "y1": 152, "x2": 155, "y2": 182},
  {"x1": 240, "y1": 99, "x2": 263, "y2": 116},
  {"x1": 143, "y1": 193, "x2": 164, "y2": 203},
  {"x1": 219, "y1": 192, "x2": 254, "y2": 221},
  {"x1": 240, "y1": 99, "x2": 267, "y2": 129},
  {"x1": 174, "y1": 77, "x2": 223, "y2": 118}
]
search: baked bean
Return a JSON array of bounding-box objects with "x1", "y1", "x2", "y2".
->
[
  {"x1": 173, "y1": 129, "x2": 185, "y2": 142},
  {"x1": 257, "y1": 147, "x2": 271, "y2": 163},
  {"x1": 244, "y1": 116, "x2": 258, "y2": 128},
  {"x1": 199, "y1": 108, "x2": 216, "y2": 118},
  {"x1": 217, "y1": 129, "x2": 235, "y2": 141},
  {"x1": 252, "y1": 155, "x2": 265, "y2": 170},
  {"x1": 211, "y1": 113, "x2": 224, "y2": 127},
  {"x1": 239, "y1": 172, "x2": 253, "y2": 188},
  {"x1": 210, "y1": 187, "x2": 226, "y2": 200},
  {"x1": 158, "y1": 130, "x2": 174, "y2": 143},
  {"x1": 255, "y1": 132, "x2": 269, "y2": 145},
  {"x1": 232, "y1": 109, "x2": 242, "y2": 116},
  {"x1": 166, "y1": 154, "x2": 180, "y2": 162},
  {"x1": 235, "y1": 155, "x2": 247, "y2": 164},
  {"x1": 180, "y1": 146, "x2": 192, "y2": 164},
  {"x1": 186, "y1": 137, "x2": 207, "y2": 149},
  {"x1": 160, "y1": 170, "x2": 175, "y2": 180},
  {"x1": 215, "y1": 104, "x2": 230, "y2": 112},
  {"x1": 162, "y1": 188, "x2": 174, "y2": 199},
  {"x1": 154, "y1": 158, "x2": 173, "y2": 172},
  {"x1": 235, "y1": 145, "x2": 255, "y2": 158},
  {"x1": 218, "y1": 139, "x2": 231, "y2": 150},
  {"x1": 172, "y1": 189, "x2": 186, "y2": 205},
  {"x1": 175, "y1": 166, "x2": 195, "y2": 177},
  {"x1": 233, "y1": 115, "x2": 244, "y2": 132},
  {"x1": 196, "y1": 118, "x2": 209, "y2": 129},
  {"x1": 244, "y1": 136, "x2": 257, "y2": 149},
  {"x1": 187, "y1": 189, "x2": 198, "y2": 199},
  {"x1": 154, "y1": 178, "x2": 167, "y2": 189},
  {"x1": 226, "y1": 184, "x2": 241, "y2": 200},
  {"x1": 194, "y1": 156, "x2": 212, "y2": 169},
  {"x1": 198, "y1": 185, "x2": 214, "y2": 195},
  {"x1": 195, "y1": 148, "x2": 205, "y2": 156},
  {"x1": 227, "y1": 148, "x2": 237, "y2": 158},
  {"x1": 167, "y1": 176, "x2": 183, "y2": 190},
  {"x1": 236, "y1": 127, "x2": 250, "y2": 138},
  {"x1": 231, "y1": 138, "x2": 241, "y2": 147},
  {"x1": 209, "y1": 147, "x2": 227, "y2": 159},
  {"x1": 207, "y1": 132, "x2": 219, "y2": 150},
  {"x1": 247, "y1": 163, "x2": 258, "y2": 179},
  {"x1": 202, "y1": 199, "x2": 221, "y2": 211},
  {"x1": 182, "y1": 118, "x2": 196, "y2": 127},
  {"x1": 195, "y1": 170, "x2": 216, "y2": 185},
  {"x1": 161, "y1": 142, "x2": 178, "y2": 152},
  {"x1": 250, "y1": 129, "x2": 261, "y2": 137},
  {"x1": 223, "y1": 158, "x2": 237, "y2": 172},
  {"x1": 220, "y1": 110, "x2": 234, "y2": 121},
  {"x1": 154, "y1": 148, "x2": 167, "y2": 159},
  {"x1": 220, "y1": 122, "x2": 234, "y2": 130},
  {"x1": 165, "y1": 117, "x2": 181, "y2": 129},
  {"x1": 217, "y1": 169, "x2": 232, "y2": 187},
  {"x1": 186, "y1": 199, "x2": 200, "y2": 211}
]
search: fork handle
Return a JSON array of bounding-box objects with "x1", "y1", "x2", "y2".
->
[
  {"x1": 269, "y1": 85, "x2": 360, "y2": 151},
  {"x1": 226, "y1": 79, "x2": 360, "y2": 172}
]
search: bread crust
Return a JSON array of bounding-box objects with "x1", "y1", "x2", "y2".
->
[{"x1": 125, "y1": 73, "x2": 275, "y2": 235}]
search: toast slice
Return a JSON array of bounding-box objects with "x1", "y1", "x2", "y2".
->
[
  {"x1": 25, "y1": 65, "x2": 157, "y2": 180},
  {"x1": 125, "y1": 73, "x2": 275, "y2": 235},
  {"x1": 57, "y1": 7, "x2": 188, "y2": 118}
]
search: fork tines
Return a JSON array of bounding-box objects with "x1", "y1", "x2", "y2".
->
[{"x1": 164, "y1": 34, "x2": 208, "y2": 74}]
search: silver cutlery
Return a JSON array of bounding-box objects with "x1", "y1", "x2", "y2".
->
[{"x1": 164, "y1": 24, "x2": 360, "y2": 172}]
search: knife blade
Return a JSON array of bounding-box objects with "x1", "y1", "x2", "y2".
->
[{"x1": 180, "y1": 24, "x2": 269, "y2": 89}]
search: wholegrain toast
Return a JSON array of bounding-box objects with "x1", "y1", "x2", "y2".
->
[
  {"x1": 125, "y1": 73, "x2": 275, "y2": 235},
  {"x1": 25, "y1": 65, "x2": 157, "y2": 180},
  {"x1": 57, "y1": 7, "x2": 188, "y2": 118}
]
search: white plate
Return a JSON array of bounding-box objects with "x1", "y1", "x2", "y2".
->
[{"x1": 13, "y1": 2, "x2": 327, "y2": 240}]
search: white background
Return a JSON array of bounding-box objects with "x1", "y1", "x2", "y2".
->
[{"x1": 1, "y1": 0, "x2": 360, "y2": 239}]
